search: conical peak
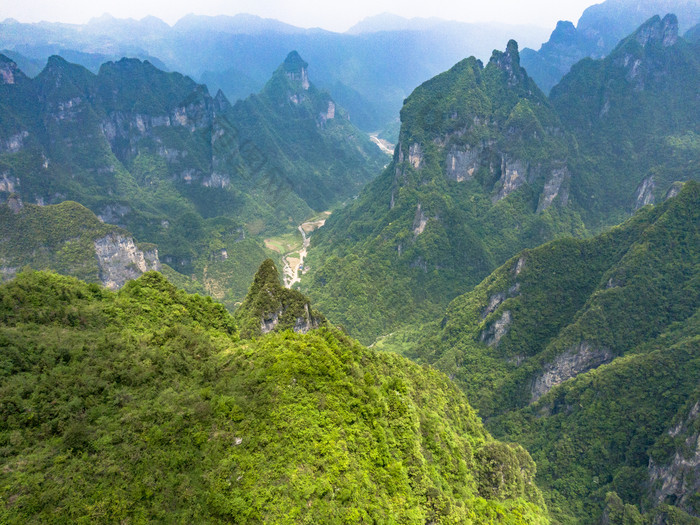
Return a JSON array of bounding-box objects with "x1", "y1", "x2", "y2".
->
[
  {"x1": 489, "y1": 40, "x2": 524, "y2": 86},
  {"x1": 283, "y1": 50, "x2": 309, "y2": 90}
]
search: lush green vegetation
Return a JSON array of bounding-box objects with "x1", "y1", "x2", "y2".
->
[
  {"x1": 0, "y1": 50, "x2": 382, "y2": 307},
  {"x1": 304, "y1": 41, "x2": 585, "y2": 344},
  {"x1": 551, "y1": 15, "x2": 700, "y2": 228},
  {"x1": 0, "y1": 199, "x2": 117, "y2": 284},
  {"x1": 234, "y1": 259, "x2": 327, "y2": 338},
  {"x1": 378, "y1": 182, "x2": 700, "y2": 522},
  {"x1": 303, "y1": 17, "x2": 700, "y2": 344},
  {"x1": 0, "y1": 269, "x2": 549, "y2": 523}
]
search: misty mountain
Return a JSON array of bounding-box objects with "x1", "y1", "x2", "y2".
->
[
  {"x1": 0, "y1": 13, "x2": 550, "y2": 136},
  {"x1": 521, "y1": 0, "x2": 700, "y2": 92}
]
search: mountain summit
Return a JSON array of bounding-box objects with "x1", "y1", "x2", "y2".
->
[{"x1": 281, "y1": 50, "x2": 309, "y2": 89}]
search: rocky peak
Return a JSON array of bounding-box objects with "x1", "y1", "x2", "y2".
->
[
  {"x1": 0, "y1": 54, "x2": 27, "y2": 85},
  {"x1": 549, "y1": 20, "x2": 578, "y2": 45},
  {"x1": 489, "y1": 39, "x2": 525, "y2": 86},
  {"x1": 283, "y1": 50, "x2": 310, "y2": 90},
  {"x1": 634, "y1": 14, "x2": 679, "y2": 48},
  {"x1": 235, "y1": 259, "x2": 325, "y2": 338},
  {"x1": 213, "y1": 89, "x2": 231, "y2": 113},
  {"x1": 35, "y1": 55, "x2": 94, "y2": 99}
]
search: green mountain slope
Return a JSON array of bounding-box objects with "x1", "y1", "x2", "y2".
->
[
  {"x1": 229, "y1": 51, "x2": 386, "y2": 213},
  {"x1": 303, "y1": 17, "x2": 700, "y2": 344},
  {"x1": 377, "y1": 181, "x2": 700, "y2": 523},
  {"x1": 303, "y1": 40, "x2": 586, "y2": 344},
  {"x1": 0, "y1": 198, "x2": 160, "y2": 289},
  {"x1": 0, "y1": 269, "x2": 549, "y2": 523},
  {"x1": 551, "y1": 14, "x2": 700, "y2": 227}
]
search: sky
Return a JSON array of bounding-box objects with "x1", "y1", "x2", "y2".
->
[{"x1": 1, "y1": 0, "x2": 597, "y2": 32}]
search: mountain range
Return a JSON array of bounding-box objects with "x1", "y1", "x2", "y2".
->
[
  {"x1": 0, "y1": 3, "x2": 699, "y2": 524},
  {"x1": 303, "y1": 14, "x2": 700, "y2": 344},
  {"x1": 521, "y1": 0, "x2": 700, "y2": 93},
  {"x1": 0, "y1": 50, "x2": 383, "y2": 307}
]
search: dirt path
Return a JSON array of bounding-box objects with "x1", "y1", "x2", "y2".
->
[
  {"x1": 369, "y1": 133, "x2": 395, "y2": 156},
  {"x1": 282, "y1": 212, "x2": 330, "y2": 288}
]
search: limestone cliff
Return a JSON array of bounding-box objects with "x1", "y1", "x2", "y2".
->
[
  {"x1": 94, "y1": 233, "x2": 160, "y2": 289},
  {"x1": 648, "y1": 398, "x2": 700, "y2": 518}
]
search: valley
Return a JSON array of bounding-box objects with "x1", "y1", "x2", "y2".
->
[
  {"x1": 265, "y1": 211, "x2": 330, "y2": 289},
  {"x1": 0, "y1": 1, "x2": 699, "y2": 523}
]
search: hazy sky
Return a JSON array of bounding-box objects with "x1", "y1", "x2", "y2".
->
[{"x1": 1, "y1": 0, "x2": 597, "y2": 32}]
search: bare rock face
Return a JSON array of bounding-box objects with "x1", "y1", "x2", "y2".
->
[
  {"x1": 0, "y1": 174, "x2": 19, "y2": 194},
  {"x1": 635, "y1": 14, "x2": 679, "y2": 49},
  {"x1": 408, "y1": 143, "x2": 423, "y2": 169},
  {"x1": 480, "y1": 310, "x2": 512, "y2": 347},
  {"x1": 261, "y1": 303, "x2": 320, "y2": 335},
  {"x1": 0, "y1": 55, "x2": 27, "y2": 85},
  {"x1": 482, "y1": 292, "x2": 506, "y2": 319},
  {"x1": 665, "y1": 181, "x2": 685, "y2": 201},
  {"x1": 648, "y1": 400, "x2": 700, "y2": 517},
  {"x1": 495, "y1": 156, "x2": 529, "y2": 202},
  {"x1": 237, "y1": 259, "x2": 326, "y2": 339},
  {"x1": 531, "y1": 342, "x2": 614, "y2": 402},
  {"x1": 0, "y1": 131, "x2": 29, "y2": 154},
  {"x1": 94, "y1": 233, "x2": 160, "y2": 289},
  {"x1": 445, "y1": 145, "x2": 481, "y2": 182},
  {"x1": 635, "y1": 175, "x2": 656, "y2": 209},
  {"x1": 412, "y1": 203, "x2": 428, "y2": 236},
  {"x1": 537, "y1": 166, "x2": 570, "y2": 212}
]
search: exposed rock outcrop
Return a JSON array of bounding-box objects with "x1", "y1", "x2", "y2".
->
[
  {"x1": 635, "y1": 14, "x2": 679, "y2": 49},
  {"x1": 1, "y1": 131, "x2": 29, "y2": 154},
  {"x1": 412, "y1": 203, "x2": 428, "y2": 236},
  {"x1": 0, "y1": 174, "x2": 19, "y2": 193},
  {"x1": 236, "y1": 259, "x2": 325, "y2": 339},
  {"x1": 531, "y1": 342, "x2": 614, "y2": 402},
  {"x1": 283, "y1": 51, "x2": 310, "y2": 90},
  {"x1": 665, "y1": 181, "x2": 685, "y2": 201},
  {"x1": 94, "y1": 233, "x2": 160, "y2": 289},
  {"x1": 635, "y1": 175, "x2": 656, "y2": 208},
  {"x1": 648, "y1": 400, "x2": 700, "y2": 517},
  {"x1": 537, "y1": 166, "x2": 570, "y2": 212},
  {"x1": 480, "y1": 310, "x2": 512, "y2": 347},
  {"x1": 495, "y1": 156, "x2": 529, "y2": 201},
  {"x1": 445, "y1": 145, "x2": 481, "y2": 182},
  {"x1": 408, "y1": 143, "x2": 423, "y2": 169}
]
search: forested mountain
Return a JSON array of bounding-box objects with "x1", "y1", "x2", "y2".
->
[
  {"x1": 375, "y1": 180, "x2": 700, "y2": 523},
  {"x1": 521, "y1": 0, "x2": 700, "y2": 92},
  {"x1": 1, "y1": 5, "x2": 699, "y2": 524},
  {"x1": 0, "y1": 51, "x2": 381, "y2": 306},
  {"x1": 551, "y1": 14, "x2": 700, "y2": 226},
  {"x1": 302, "y1": 16, "x2": 700, "y2": 344},
  {"x1": 0, "y1": 268, "x2": 549, "y2": 523}
]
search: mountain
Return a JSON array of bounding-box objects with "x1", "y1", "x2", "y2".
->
[
  {"x1": 0, "y1": 268, "x2": 549, "y2": 523},
  {"x1": 0, "y1": 14, "x2": 550, "y2": 136},
  {"x1": 686, "y1": 21, "x2": 700, "y2": 41},
  {"x1": 303, "y1": 40, "x2": 586, "y2": 344},
  {"x1": 234, "y1": 258, "x2": 326, "y2": 338},
  {"x1": 0, "y1": 198, "x2": 160, "y2": 289},
  {"x1": 0, "y1": 52, "x2": 380, "y2": 307},
  {"x1": 228, "y1": 51, "x2": 386, "y2": 213},
  {"x1": 550, "y1": 14, "x2": 700, "y2": 226},
  {"x1": 376, "y1": 181, "x2": 700, "y2": 523},
  {"x1": 302, "y1": 17, "x2": 700, "y2": 344},
  {"x1": 521, "y1": 0, "x2": 700, "y2": 93}
]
